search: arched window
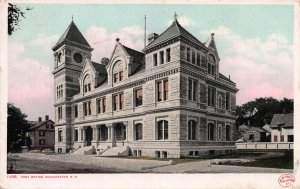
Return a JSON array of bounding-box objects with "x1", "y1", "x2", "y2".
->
[
  {"x1": 188, "y1": 120, "x2": 197, "y2": 140},
  {"x1": 226, "y1": 125, "x2": 231, "y2": 141},
  {"x1": 135, "y1": 123, "x2": 143, "y2": 140},
  {"x1": 83, "y1": 74, "x2": 91, "y2": 93},
  {"x1": 157, "y1": 120, "x2": 168, "y2": 140},
  {"x1": 112, "y1": 61, "x2": 124, "y2": 83},
  {"x1": 208, "y1": 54, "x2": 216, "y2": 75},
  {"x1": 207, "y1": 123, "x2": 215, "y2": 141}
]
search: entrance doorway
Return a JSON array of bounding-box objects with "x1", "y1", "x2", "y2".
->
[
  {"x1": 115, "y1": 123, "x2": 126, "y2": 141},
  {"x1": 85, "y1": 126, "x2": 93, "y2": 146}
]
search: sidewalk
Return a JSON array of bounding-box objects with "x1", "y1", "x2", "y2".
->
[{"x1": 16, "y1": 153, "x2": 293, "y2": 173}]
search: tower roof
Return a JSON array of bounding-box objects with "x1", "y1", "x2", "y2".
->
[
  {"x1": 52, "y1": 21, "x2": 91, "y2": 50},
  {"x1": 145, "y1": 19, "x2": 203, "y2": 50}
]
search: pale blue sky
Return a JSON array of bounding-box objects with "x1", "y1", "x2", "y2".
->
[{"x1": 8, "y1": 4, "x2": 294, "y2": 120}]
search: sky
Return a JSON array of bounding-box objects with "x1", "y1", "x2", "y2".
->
[{"x1": 8, "y1": 3, "x2": 294, "y2": 121}]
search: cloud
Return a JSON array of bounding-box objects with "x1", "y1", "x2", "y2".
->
[
  {"x1": 8, "y1": 42, "x2": 54, "y2": 120},
  {"x1": 168, "y1": 15, "x2": 197, "y2": 27},
  {"x1": 201, "y1": 26, "x2": 293, "y2": 105},
  {"x1": 86, "y1": 25, "x2": 144, "y2": 62},
  {"x1": 31, "y1": 33, "x2": 59, "y2": 54}
]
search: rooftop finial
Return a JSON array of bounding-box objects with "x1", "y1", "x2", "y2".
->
[
  {"x1": 116, "y1": 37, "x2": 120, "y2": 42},
  {"x1": 72, "y1": 15, "x2": 74, "y2": 22},
  {"x1": 211, "y1": 33, "x2": 215, "y2": 37},
  {"x1": 174, "y1": 12, "x2": 177, "y2": 21}
]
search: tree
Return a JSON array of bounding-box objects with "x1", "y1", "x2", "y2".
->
[
  {"x1": 236, "y1": 97, "x2": 293, "y2": 127},
  {"x1": 7, "y1": 103, "x2": 30, "y2": 152},
  {"x1": 8, "y1": 3, "x2": 32, "y2": 35}
]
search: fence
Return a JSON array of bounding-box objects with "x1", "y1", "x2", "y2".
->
[{"x1": 236, "y1": 142, "x2": 293, "y2": 150}]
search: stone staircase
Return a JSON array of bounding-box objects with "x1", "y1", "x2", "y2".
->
[
  {"x1": 99, "y1": 146, "x2": 130, "y2": 157},
  {"x1": 72, "y1": 145, "x2": 95, "y2": 155}
]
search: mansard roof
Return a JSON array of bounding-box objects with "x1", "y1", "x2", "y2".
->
[
  {"x1": 52, "y1": 21, "x2": 91, "y2": 50},
  {"x1": 92, "y1": 61, "x2": 107, "y2": 75},
  {"x1": 123, "y1": 45, "x2": 144, "y2": 63},
  {"x1": 270, "y1": 113, "x2": 293, "y2": 128},
  {"x1": 145, "y1": 19, "x2": 204, "y2": 50}
]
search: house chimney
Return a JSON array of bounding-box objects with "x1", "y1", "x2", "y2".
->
[
  {"x1": 148, "y1": 33, "x2": 159, "y2": 44},
  {"x1": 45, "y1": 115, "x2": 49, "y2": 121},
  {"x1": 100, "y1": 57, "x2": 109, "y2": 66},
  {"x1": 38, "y1": 117, "x2": 42, "y2": 122}
]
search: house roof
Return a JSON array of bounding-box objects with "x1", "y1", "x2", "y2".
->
[
  {"x1": 270, "y1": 113, "x2": 294, "y2": 128},
  {"x1": 247, "y1": 127, "x2": 268, "y2": 133},
  {"x1": 29, "y1": 120, "x2": 54, "y2": 130},
  {"x1": 53, "y1": 21, "x2": 91, "y2": 50},
  {"x1": 145, "y1": 19, "x2": 204, "y2": 50},
  {"x1": 123, "y1": 45, "x2": 144, "y2": 63},
  {"x1": 92, "y1": 62, "x2": 107, "y2": 75},
  {"x1": 239, "y1": 124, "x2": 249, "y2": 131}
]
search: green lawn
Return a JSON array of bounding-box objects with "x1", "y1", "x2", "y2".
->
[{"x1": 223, "y1": 151, "x2": 293, "y2": 169}]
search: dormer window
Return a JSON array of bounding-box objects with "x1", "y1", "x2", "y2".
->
[
  {"x1": 208, "y1": 54, "x2": 216, "y2": 75},
  {"x1": 83, "y1": 74, "x2": 91, "y2": 93},
  {"x1": 112, "y1": 61, "x2": 124, "y2": 83}
]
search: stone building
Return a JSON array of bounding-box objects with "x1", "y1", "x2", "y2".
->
[{"x1": 52, "y1": 16, "x2": 238, "y2": 158}]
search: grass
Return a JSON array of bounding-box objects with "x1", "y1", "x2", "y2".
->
[{"x1": 222, "y1": 151, "x2": 293, "y2": 169}]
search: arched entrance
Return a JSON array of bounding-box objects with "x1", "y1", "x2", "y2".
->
[{"x1": 85, "y1": 126, "x2": 93, "y2": 146}]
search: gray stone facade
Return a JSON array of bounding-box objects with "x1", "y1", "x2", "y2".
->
[{"x1": 52, "y1": 18, "x2": 238, "y2": 158}]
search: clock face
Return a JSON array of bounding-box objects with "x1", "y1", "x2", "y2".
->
[{"x1": 73, "y1": 52, "x2": 83, "y2": 63}]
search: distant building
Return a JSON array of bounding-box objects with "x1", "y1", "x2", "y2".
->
[
  {"x1": 28, "y1": 115, "x2": 55, "y2": 150},
  {"x1": 52, "y1": 16, "x2": 238, "y2": 158},
  {"x1": 243, "y1": 127, "x2": 268, "y2": 142},
  {"x1": 270, "y1": 113, "x2": 294, "y2": 142}
]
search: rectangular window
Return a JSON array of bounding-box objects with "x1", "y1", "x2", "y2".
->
[
  {"x1": 97, "y1": 99, "x2": 101, "y2": 114},
  {"x1": 88, "y1": 83, "x2": 91, "y2": 91},
  {"x1": 74, "y1": 129, "x2": 78, "y2": 142},
  {"x1": 119, "y1": 71, "x2": 123, "y2": 81},
  {"x1": 135, "y1": 88, "x2": 143, "y2": 107},
  {"x1": 188, "y1": 79, "x2": 197, "y2": 101},
  {"x1": 212, "y1": 65, "x2": 215, "y2": 75},
  {"x1": 208, "y1": 86, "x2": 216, "y2": 107},
  {"x1": 196, "y1": 53, "x2": 201, "y2": 66},
  {"x1": 113, "y1": 73, "x2": 118, "y2": 83},
  {"x1": 160, "y1": 51, "x2": 164, "y2": 64},
  {"x1": 226, "y1": 92, "x2": 230, "y2": 110},
  {"x1": 162, "y1": 151, "x2": 167, "y2": 158},
  {"x1": 155, "y1": 151, "x2": 161, "y2": 158},
  {"x1": 102, "y1": 97, "x2": 106, "y2": 113},
  {"x1": 208, "y1": 63, "x2": 211, "y2": 74},
  {"x1": 187, "y1": 48, "x2": 190, "y2": 62},
  {"x1": 192, "y1": 51, "x2": 195, "y2": 64},
  {"x1": 74, "y1": 105, "x2": 78, "y2": 118},
  {"x1": 83, "y1": 101, "x2": 91, "y2": 116},
  {"x1": 288, "y1": 135, "x2": 294, "y2": 142},
  {"x1": 153, "y1": 53, "x2": 158, "y2": 66},
  {"x1": 39, "y1": 131, "x2": 45, "y2": 136},
  {"x1": 39, "y1": 139, "x2": 45, "y2": 145},
  {"x1": 188, "y1": 79, "x2": 193, "y2": 100},
  {"x1": 120, "y1": 93, "x2": 124, "y2": 110},
  {"x1": 113, "y1": 94, "x2": 119, "y2": 111},
  {"x1": 56, "y1": 84, "x2": 63, "y2": 99},
  {"x1": 274, "y1": 135, "x2": 278, "y2": 142},
  {"x1": 280, "y1": 135, "x2": 284, "y2": 142},
  {"x1": 157, "y1": 80, "x2": 168, "y2": 102},
  {"x1": 58, "y1": 130, "x2": 63, "y2": 142},
  {"x1": 164, "y1": 80, "x2": 168, "y2": 101},
  {"x1": 166, "y1": 48, "x2": 171, "y2": 62},
  {"x1": 58, "y1": 106, "x2": 62, "y2": 120}
]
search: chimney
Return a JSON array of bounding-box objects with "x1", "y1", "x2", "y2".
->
[
  {"x1": 38, "y1": 117, "x2": 42, "y2": 122},
  {"x1": 100, "y1": 57, "x2": 109, "y2": 66},
  {"x1": 148, "y1": 33, "x2": 159, "y2": 44},
  {"x1": 45, "y1": 115, "x2": 49, "y2": 121}
]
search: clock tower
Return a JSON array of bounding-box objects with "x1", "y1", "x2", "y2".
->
[{"x1": 52, "y1": 20, "x2": 93, "y2": 153}]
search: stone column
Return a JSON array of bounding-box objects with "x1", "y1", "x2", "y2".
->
[
  {"x1": 123, "y1": 121, "x2": 128, "y2": 141},
  {"x1": 95, "y1": 126, "x2": 99, "y2": 141},
  {"x1": 78, "y1": 127, "x2": 82, "y2": 142},
  {"x1": 107, "y1": 124, "x2": 112, "y2": 141}
]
